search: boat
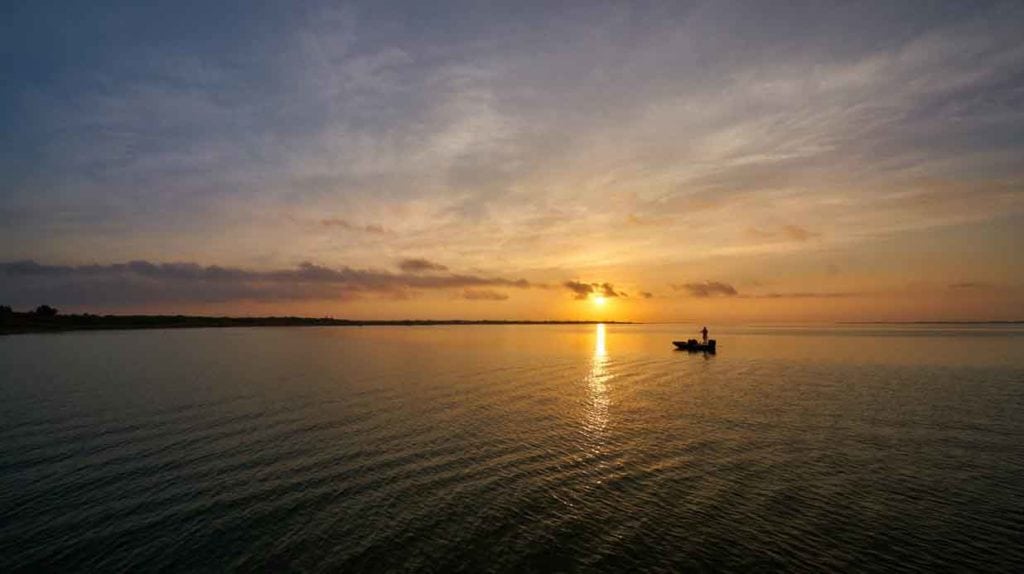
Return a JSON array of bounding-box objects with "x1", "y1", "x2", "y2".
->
[{"x1": 673, "y1": 339, "x2": 716, "y2": 353}]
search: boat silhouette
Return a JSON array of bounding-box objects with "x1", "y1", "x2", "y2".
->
[{"x1": 673, "y1": 339, "x2": 716, "y2": 353}]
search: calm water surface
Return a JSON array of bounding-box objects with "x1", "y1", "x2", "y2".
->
[{"x1": 1, "y1": 324, "x2": 1022, "y2": 572}]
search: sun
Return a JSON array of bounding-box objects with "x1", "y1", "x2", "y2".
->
[{"x1": 592, "y1": 295, "x2": 607, "y2": 306}]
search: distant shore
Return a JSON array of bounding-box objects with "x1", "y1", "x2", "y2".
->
[
  {"x1": 0, "y1": 313, "x2": 630, "y2": 335},
  {"x1": 837, "y1": 321, "x2": 1024, "y2": 325}
]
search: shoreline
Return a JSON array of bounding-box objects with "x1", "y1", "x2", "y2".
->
[{"x1": 836, "y1": 320, "x2": 1024, "y2": 325}]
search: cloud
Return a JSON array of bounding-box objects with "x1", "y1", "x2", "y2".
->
[
  {"x1": 671, "y1": 281, "x2": 856, "y2": 299},
  {"x1": 743, "y1": 292, "x2": 855, "y2": 299},
  {"x1": 398, "y1": 258, "x2": 449, "y2": 273},
  {"x1": 564, "y1": 281, "x2": 594, "y2": 300},
  {"x1": 948, "y1": 282, "x2": 993, "y2": 290},
  {"x1": 3, "y1": 1, "x2": 1023, "y2": 321},
  {"x1": 640, "y1": 291, "x2": 654, "y2": 299},
  {"x1": 321, "y1": 218, "x2": 389, "y2": 234},
  {"x1": 462, "y1": 289, "x2": 508, "y2": 301},
  {"x1": 781, "y1": 225, "x2": 820, "y2": 242},
  {"x1": 747, "y1": 225, "x2": 821, "y2": 242},
  {"x1": 564, "y1": 281, "x2": 626, "y2": 300},
  {"x1": 0, "y1": 260, "x2": 532, "y2": 307},
  {"x1": 673, "y1": 281, "x2": 739, "y2": 298},
  {"x1": 626, "y1": 214, "x2": 671, "y2": 227},
  {"x1": 599, "y1": 283, "x2": 626, "y2": 298}
]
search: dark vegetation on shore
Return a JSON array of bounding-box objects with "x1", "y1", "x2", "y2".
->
[{"x1": 0, "y1": 305, "x2": 628, "y2": 335}]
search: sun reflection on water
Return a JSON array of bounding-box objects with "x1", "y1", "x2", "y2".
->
[{"x1": 585, "y1": 323, "x2": 610, "y2": 440}]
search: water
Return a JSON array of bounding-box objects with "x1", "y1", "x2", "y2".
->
[{"x1": 1, "y1": 324, "x2": 1022, "y2": 572}]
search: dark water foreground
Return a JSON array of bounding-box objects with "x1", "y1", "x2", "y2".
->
[{"x1": 1, "y1": 324, "x2": 1022, "y2": 572}]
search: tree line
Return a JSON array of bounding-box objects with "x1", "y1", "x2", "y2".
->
[{"x1": 0, "y1": 305, "x2": 59, "y2": 317}]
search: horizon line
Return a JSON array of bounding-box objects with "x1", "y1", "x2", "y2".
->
[{"x1": 4, "y1": 310, "x2": 1022, "y2": 326}]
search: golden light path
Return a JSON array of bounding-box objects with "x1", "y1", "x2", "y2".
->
[{"x1": 584, "y1": 323, "x2": 611, "y2": 459}]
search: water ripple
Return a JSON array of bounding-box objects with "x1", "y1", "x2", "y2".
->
[{"x1": 2, "y1": 326, "x2": 1023, "y2": 572}]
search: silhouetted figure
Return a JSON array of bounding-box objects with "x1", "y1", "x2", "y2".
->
[{"x1": 700, "y1": 326, "x2": 708, "y2": 344}]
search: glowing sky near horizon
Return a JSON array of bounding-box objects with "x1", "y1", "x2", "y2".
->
[{"x1": 1, "y1": 1, "x2": 1022, "y2": 321}]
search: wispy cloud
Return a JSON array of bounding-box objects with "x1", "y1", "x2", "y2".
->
[
  {"x1": 564, "y1": 281, "x2": 627, "y2": 300},
  {"x1": 0, "y1": 260, "x2": 532, "y2": 307},
  {"x1": 565, "y1": 281, "x2": 594, "y2": 300},
  {"x1": 600, "y1": 283, "x2": 626, "y2": 298},
  {"x1": 462, "y1": 289, "x2": 509, "y2": 301},
  {"x1": 747, "y1": 225, "x2": 821, "y2": 242},
  {"x1": 321, "y1": 218, "x2": 389, "y2": 234},
  {"x1": 671, "y1": 280, "x2": 857, "y2": 299},
  {"x1": 673, "y1": 281, "x2": 739, "y2": 298},
  {"x1": 743, "y1": 292, "x2": 856, "y2": 299},
  {"x1": 1, "y1": 3, "x2": 1022, "y2": 319},
  {"x1": 398, "y1": 258, "x2": 449, "y2": 274},
  {"x1": 948, "y1": 282, "x2": 994, "y2": 290}
]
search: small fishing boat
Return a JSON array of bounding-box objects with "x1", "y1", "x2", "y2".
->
[{"x1": 673, "y1": 339, "x2": 716, "y2": 353}]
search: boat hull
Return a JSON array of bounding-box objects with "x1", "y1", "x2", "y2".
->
[{"x1": 673, "y1": 339, "x2": 716, "y2": 353}]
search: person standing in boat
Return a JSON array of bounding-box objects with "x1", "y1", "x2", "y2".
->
[{"x1": 700, "y1": 326, "x2": 709, "y2": 344}]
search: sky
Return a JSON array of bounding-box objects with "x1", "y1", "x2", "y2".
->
[{"x1": 1, "y1": 0, "x2": 1022, "y2": 322}]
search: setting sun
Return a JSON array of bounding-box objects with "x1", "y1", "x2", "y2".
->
[
  {"x1": 1, "y1": 3, "x2": 1022, "y2": 573},
  {"x1": 1, "y1": 2, "x2": 1021, "y2": 326}
]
